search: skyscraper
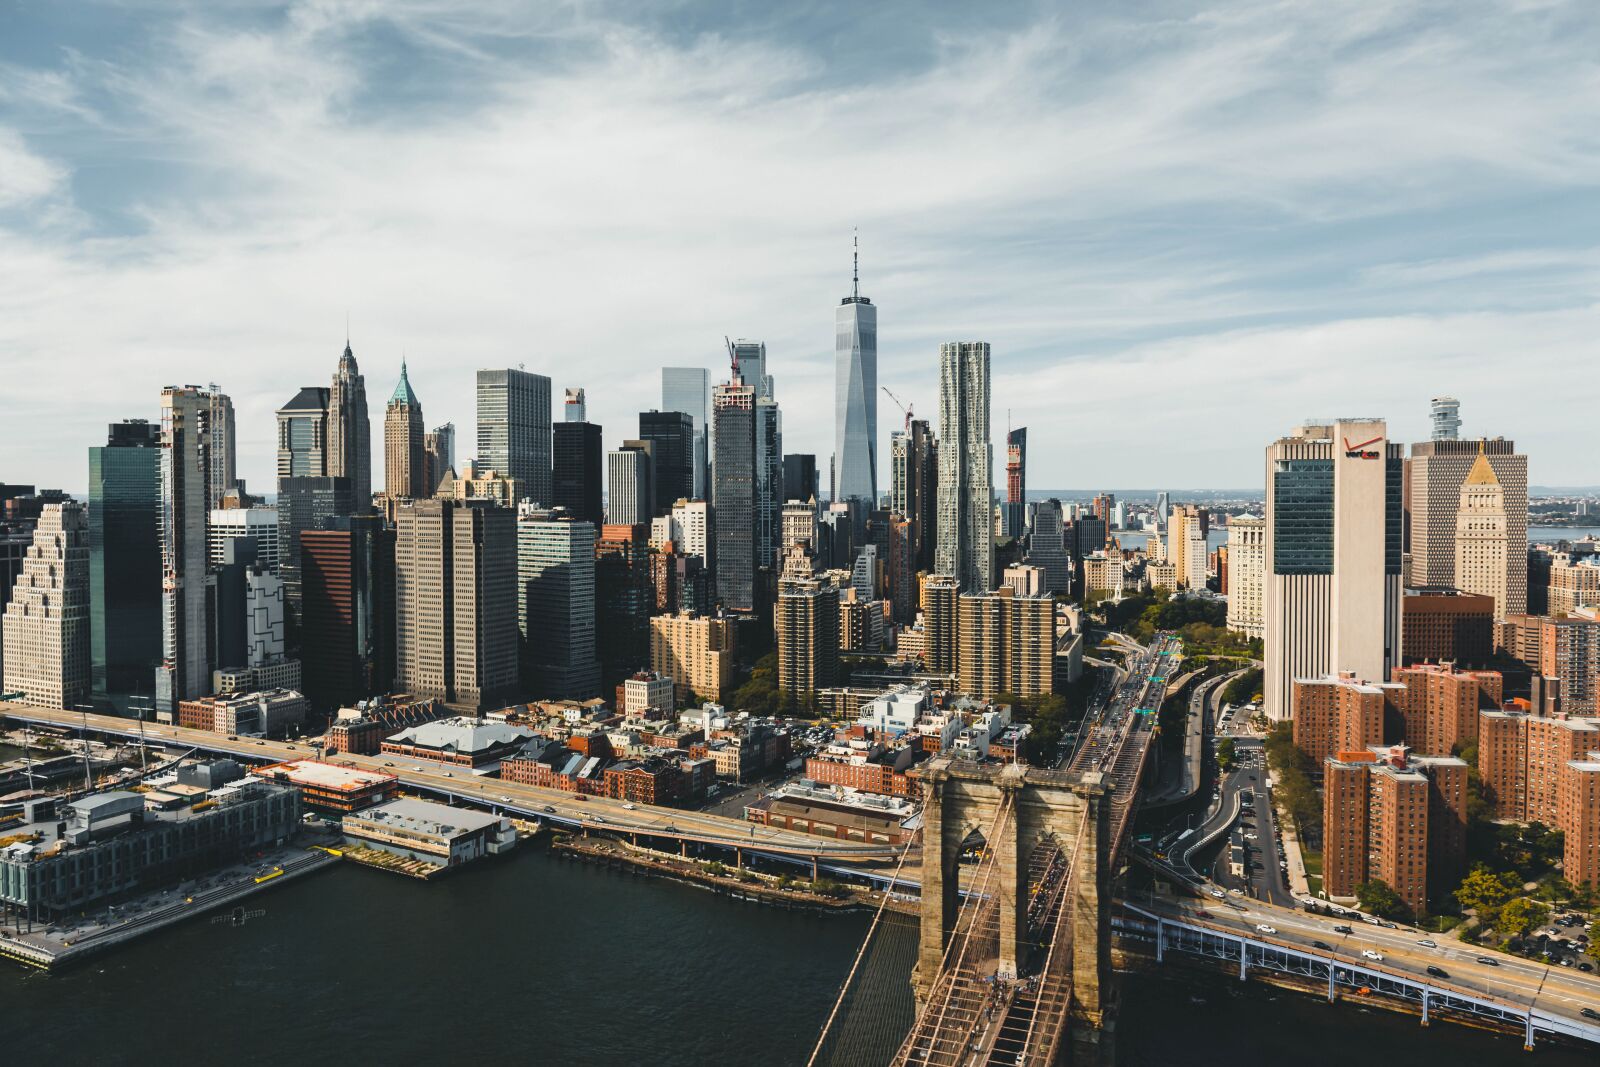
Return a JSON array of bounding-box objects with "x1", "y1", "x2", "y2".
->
[
  {"x1": 422, "y1": 422, "x2": 455, "y2": 497},
  {"x1": 477, "y1": 368, "x2": 552, "y2": 507},
  {"x1": 1454, "y1": 450, "x2": 1512, "y2": 619},
  {"x1": 1225, "y1": 515, "x2": 1266, "y2": 640},
  {"x1": 712, "y1": 376, "x2": 757, "y2": 613},
  {"x1": 783, "y1": 454, "x2": 818, "y2": 504},
  {"x1": 1408, "y1": 436, "x2": 1526, "y2": 616},
  {"x1": 300, "y1": 514, "x2": 395, "y2": 711},
  {"x1": 890, "y1": 419, "x2": 938, "y2": 572},
  {"x1": 1263, "y1": 419, "x2": 1404, "y2": 720},
  {"x1": 275, "y1": 386, "x2": 330, "y2": 480},
  {"x1": 776, "y1": 575, "x2": 839, "y2": 700},
  {"x1": 564, "y1": 387, "x2": 587, "y2": 423},
  {"x1": 2, "y1": 502, "x2": 89, "y2": 709},
  {"x1": 756, "y1": 395, "x2": 783, "y2": 573},
  {"x1": 157, "y1": 385, "x2": 233, "y2": 711},
  {"x1": 1003, "y1": 427, "x2": 1027, "y2": 538},
  {"x1": 595, "y1": 523, "x2": 650, "y2": 688},
  {"x1": 607, "y1": 442, "x2": 654, "y2": 527},
  {"x1": 1025, "y1": 499, "x2": 1070, "y2": 594},
  {"x1": 553, "y1": 420, "x2": 604, "y2": 525},
  {"x1": 935, "y1": 342, "x2": 994, "y2": 593},
  {"x1": 639, "y1": 410, "x2": 695, "y2": 513},
  {"x1": 394, "y1": 498, "x2": 518, "y2": 712},
  {"x1": 88, "y1": 420, "x2": 161, "y2": 711},
  {"x1": 662, "y1": 367, "x2": 710, "y2": 500},
  {"x1": 277, "y1": 476, "x2": 352, "y2": 629},
  {"x1": 327, "y1": 342, "x2": 372, "y2": 510},
  {"x1": 384, "y1": 362, "x2": 426, "y2": 500},
  {"x1": 1431, "y1": 396, "x2": 1461, "y2": 441},
  {"x1": 834, "y1": 239, "x2": 877, "y2": 504},
  {"x1": 517, "y1": 505, "x2": 599, "y2": 699}
]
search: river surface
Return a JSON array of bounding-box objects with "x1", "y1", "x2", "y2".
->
[{"x1": 3, "y1": 848, "x2": 1592, "y2": 1066}]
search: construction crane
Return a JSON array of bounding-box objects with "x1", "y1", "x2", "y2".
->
[
  {"x1": 881, "y1": 385, "x2": 913, "y2": 433},
  {"x1": 725, "y1": 336, "x2": 740, "y2": 380}
]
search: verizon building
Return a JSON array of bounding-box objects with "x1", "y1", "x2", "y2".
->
[{"x1": 1264, "y1": 419, "x2": 1403, "y2": 720}]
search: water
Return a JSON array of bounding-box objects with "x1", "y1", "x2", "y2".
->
[{"x1": 3, "y1": 849, "x2": 1591, "y2": 1065}]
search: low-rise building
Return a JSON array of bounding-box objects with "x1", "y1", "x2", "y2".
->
[
  {"x1": 176, "y1": 688, "x2": 308, "y2": 739},
  {"x1": 325, "y1": 693, "x2": 451, "y2": 755},
  {"x1": 343, "y1": 797, "x2": 516, "y2": 869},
  {"x1": 380, "y1": 717, "x2": 536, "y2": 769},
  {"x1": 617, "y1": 670, "x2": 676, "y2": 719},
  {"x1": 253, "y1": 759, "x2": 399, "y2": 813},
  {"x1": 744, "y1": 782, "x2": 916, "y2": 845}
]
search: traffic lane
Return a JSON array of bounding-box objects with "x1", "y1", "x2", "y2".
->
[{"x1": 1179, "y1": 899, "x2": 1600, "y2": 1015}]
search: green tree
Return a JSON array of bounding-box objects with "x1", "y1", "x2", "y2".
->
[
  {"x1": 1217, "y1": 737, "x2": 1236, "y2": 771},
  {"x1": 1355, "y1": 879, "x2": 1412, "y2": 922},
  {"x1": 1497, "y1": 897, "x2": 1549, "y2": 940},
  {"x1": 1454, "y1": 865, "x2": 1518, "y2": 917},
  {"x1": 1222, "y1": 668, "x2": 1263, "y2": 707},
  {"x1": 1587, "y1": 921, "x2": 1600, "y2": 963}
]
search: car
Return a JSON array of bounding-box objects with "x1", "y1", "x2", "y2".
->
[
  {"x1": 256, "y1": 740, "x2": 266, "y2": 746},
  {"x1": 383, "y1": 761, "x2": 394, "y2": 767},
  {"x1": 1475, "y1": 956, "x2": 1500, "y2": 967},
  {"x1": 1333, "y1": 925, "x2": 1354, "y2": 934},
  {"x1": 1227, "y1": 888, "x2": 1243, "y2": 897},
  {"x1": 1416, "y1": 939, "x2": 1437, "y2": 948},
  {"x1": 1581, "y1": 962, "x2": 1595, "y2": 973},
  {"x1": 664, "y1": 824, "x2": 679, "y2": 833},
  {"x1": 1255, "y1": 924, "x2": 1277, "y2": 934},
  {"x1": 1582, "y1": 1008, "x2": 1600, "y2": 1020},
  {"x1": 623, "y1": 802, "x2": 637, "y2": 810},
  {"x1": 499, "y1": 795, "x2": 512, "y2": 802},
  {"x1": 1209, "y1": 889, "x2": 1225, "y2": 899},
  {"x1": 543, "y1": 805, "x2": 555, "y2": 813},
  {"x1": 442, "y1": 771, "x2": 453, "y2": 777},
  {"x1": 1379, "y1": 921, "x2": 1397, "y2": 929},
  {"x1": 1362, "y1": 950, "x2": 1384, "y2": 961},
  {"x1": 1312, "y1": 940, "x2": 1332, "y2": 951},
  {"x1": 593, "y1": 815, "x2": 606, "y2": 823},
  {"x1": 1426, "y1": 965, "x2": 1449, "y2": 979}
]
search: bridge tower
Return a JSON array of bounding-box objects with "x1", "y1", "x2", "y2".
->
[{"x1": 913, "y1": 758, "x2": 1115, "y2": 1064}]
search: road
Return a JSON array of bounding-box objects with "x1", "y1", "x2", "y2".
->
[
  {"x1": 0, "y1": 703, "x2": 903, "y2": 862},
  {"x1": 1140, "y1": 893, "x2": 1600, "y2": 1030}
]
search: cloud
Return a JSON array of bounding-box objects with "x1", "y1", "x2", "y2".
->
[{"x1": 0, "y1": 0, "x2": 1598, "y2": 494}]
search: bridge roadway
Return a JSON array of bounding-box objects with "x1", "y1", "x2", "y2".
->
[
  {"x1": 1129, "y1": 892, "x2": 1600, "y2": 1042},
  {"x1": 0, "y1": 703, "x2": 902, "y2": 864}
]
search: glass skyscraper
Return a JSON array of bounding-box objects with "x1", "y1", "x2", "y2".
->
[
  {"x1": 661, "y1": 367, "x2": 709, "y2": 500},
  {"x1": 88, "y1": 420, "x2": 162, "y2": 712},
  {"x1": 712, "y1": 378, "x2": 756, "y2": 612},
  {"x1": 834, "y1": 244, "x2": 877, "y2": 504},
  {"x1": 476, "y1": 368, "x2": 552, "y2": 506}
]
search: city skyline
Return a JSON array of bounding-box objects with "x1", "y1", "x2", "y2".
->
[{"x1": 3, "y1": 3, "x2": 1599, "y2": 492}]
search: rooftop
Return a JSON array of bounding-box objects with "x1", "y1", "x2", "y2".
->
[
  {"x1": 254, "y1": 760, "x2": 397, "y2": 792},
  {"x1": 346, "y1": 797, "x2": 504, "y2": 837}
]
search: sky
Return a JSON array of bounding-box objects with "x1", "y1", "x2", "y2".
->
[{"x1": 2, "y1": 0, "x2": 1598, "y2": 496}]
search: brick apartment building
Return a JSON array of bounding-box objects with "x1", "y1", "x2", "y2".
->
[{"x1": 1477, "y1": 707, "x2": 1600, "y2": 888}]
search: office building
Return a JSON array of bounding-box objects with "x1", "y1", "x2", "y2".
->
[
  {"x1": 1, "y1": 502, "x2": 90, "y2": 709},
  {"x1": 212, "y1": 538, "x2": 286, "y2": 677},
  {"x1": 957, "y1": 587, "x2": 1054, "y2": 701},
  {"x1": 607, "y1": 442, "x2": 654, "y2": 527},
  {"x1": 1407, "y1": 437, "x2": 1526, "y2": 616},
  {"x1": 1002, "y1": 427, "x2": 1026, "y2": 539},
  {"x1": 649, "y1": 613, "x2": 736, "y2": 702},
  {"x1": 890, "y1": 420, "x2": 937, "y2": 571},
  {"x1": 783, "y1": 454, "x2": 818, "y2": 505},
  {"x1": 209, "y1": 506, "x2": 281, "y2": 573},
  {"x1": 177, "y1": 688, "x2": 307, "y2": 738},
  {"x1": 1167, "y1": 505, "x2": 1209, "y2": 589},
  {"x1": 1263, "y1": 419, "x2": 1403, "y2": 721},
  {"x1": 639, "y1": 410, "x2": 695, "y2": 514},
  {"x1": 1401, "y1": 589, "x2": 1494, "y2": 666},
  {"x1": 1225, "y1": 515, "x2": 1265, "y2": 640},
  {"x1": 712, "y1": 376, "x2": 757, "y2": 612},
  {"x1": 755, "y1": 396, "x2": 783, "y2": 574},
  {"x1": 1026, "y1": 499, "x2": 1070, "y2": 594},
  {"x1": 1323, "y1": 745, "x2": 1468, "y2": 915},
  {"x1": 553, "y1": 420, "x2": 604, "y2": 525},
  {"x1": 384, "y1": 362, "x2": 427, "y2": 500},
  {"x1": 662, "y1": 367, "x2": 710, "y2": 500},
  {"x1": 596, "y1": 523, "x2": 650, "y2": 688},
  {"x1": 157, "y1": 385, "x2": 235, "y2": 711},
  {"x1": 1430, "y1": 396, "x2": 1461, "y2": 441},
  {"x1": 835, "y1": 243, "x2": 877, "y2": 504},
  {"x1": 564, "y1": 387, "x2": 587, "y2": 423},
  {"x1": 1453, "y1": 450, "x2": 1513, "y2": 619},
  {"x1": 444, "y1": 463, "x2": 522, "y2": 508},
  {"x1": 669, "y1": 498, "x2": 710, "y2": 561},
  {"x1": 782, "y1": 498, "x2": 819, "y2": 555},
  {"x1": 887, "y1": 516, "x2": 916, "y2": 625},
  {"x1": 300, "y1": 515, "x2": 396, "y2": 711},
  {"x1": 276, "y1": 478, "x2": 351, "y2": 629},
  {"x1": 394, "y1": 498, "x2": 518, "y2": 712},
  {"x1": 516, "y1": 506, "x2": 600, "y2": 700},
  {"x1": 935, "y1": 342, "x2": 994, "y2": 593},
  {"x1": 422, "y1": 422, "x2": 455, "y2": 498},
  {"x1": 87, "y1": 420, "x2": 161, "y2": 711},
  {"x1": 276, "y1": 386, "x2": 330, "y2": 481},
  {"x1": 327, "y1": 342, "x2": 372, "y2": 512},
  {"x1": 477, "y1": 368, "x2": 552, "y2": 507},
  {"x1": 776, "y1": 576, "x2": 839, "y2": 699}
]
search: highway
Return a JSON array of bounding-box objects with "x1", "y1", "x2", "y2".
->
[
  {"x1": 1137, "y1": 892, "x2": 1600, "y2": 1030},
  {"x1": 0, "y1": 703, "x2": 904, "y2": 862}
]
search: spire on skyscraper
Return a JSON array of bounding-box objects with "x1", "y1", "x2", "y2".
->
[{"x1": 852, "y1": 228, "x2": 859, "y2": 300}]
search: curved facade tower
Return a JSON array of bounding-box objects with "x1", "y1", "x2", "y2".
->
[{"x1": 834, "y1": 240, "x2": 877, "y2": 504}]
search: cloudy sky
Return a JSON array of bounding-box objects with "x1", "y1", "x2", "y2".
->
[{"x1": 2, "y1": 0, "x2": 1598, "y2": 495}]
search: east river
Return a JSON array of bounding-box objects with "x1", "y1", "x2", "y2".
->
[{"x1": 2, "y1": 849, "x2": 1592, "y2": 1066}]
